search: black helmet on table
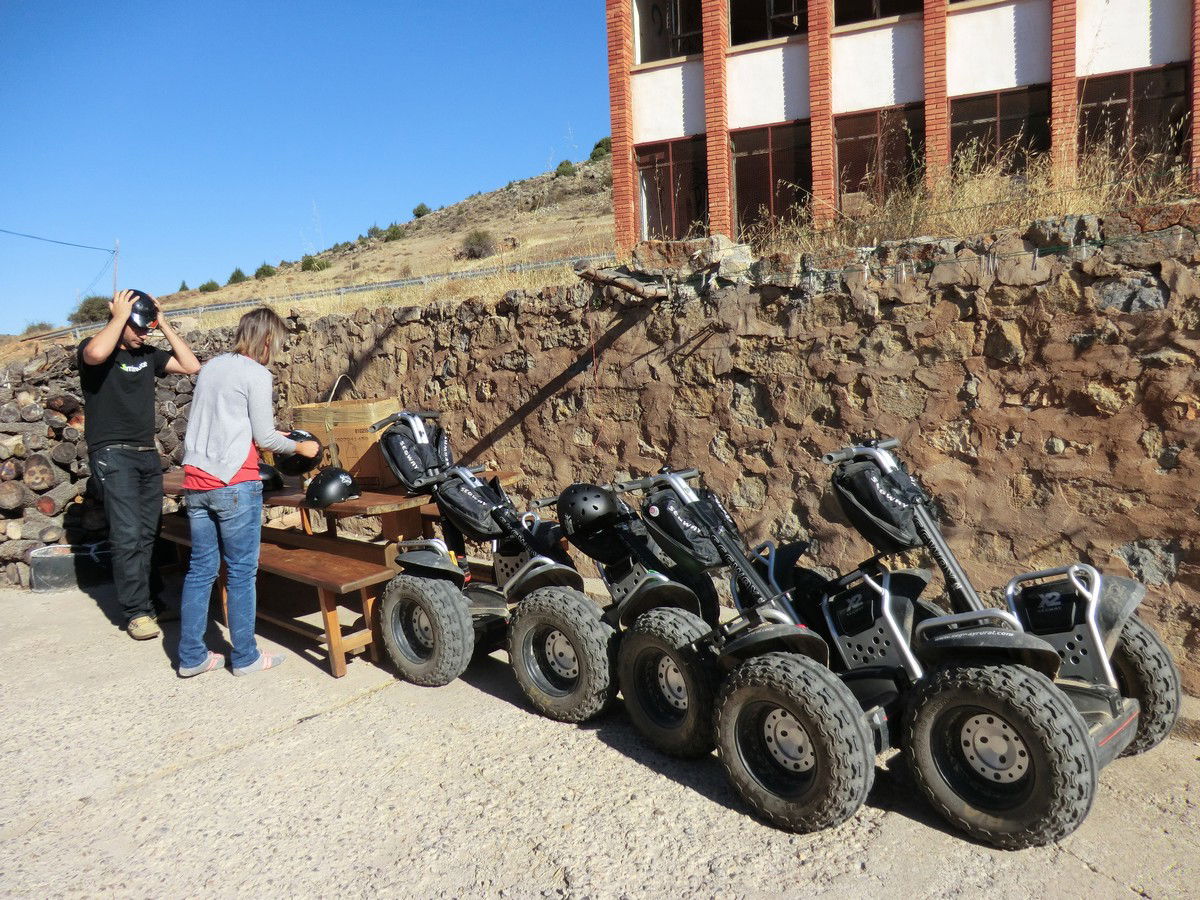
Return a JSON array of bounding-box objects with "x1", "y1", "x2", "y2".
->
[
  {"x1": 275, "y1": 429, "x2": 323, "y2": 477},
  {"x1": 305, "y1": 467, "x2": 360, "y2": 509},
  {"x1": 258, "y1": 462, "x2": 284, "y2": 492},
  {"x1": 557, "y1": 482, "x2": 620, "y2": 538},
  {"x1": 125, "y1": 289, "x2": 159, "y2": 330}
]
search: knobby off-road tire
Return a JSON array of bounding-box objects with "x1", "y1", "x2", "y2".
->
[
  {"x1": 903, "y1": 664, "x2": 1096, "y2": 850},
  {"x1": 508, "y1": 586, "x2": 617, "y2": 723},
  {"x1": 618, "y1": 607, "x2": 719, "y2": 757},
  {"x1": 1111, "y1": 615, "x2": 1181, "y2": 755},
  {"x1": 380, "y1": 575, "x2": 474, "y2": 687},
  {"x1": 715, "y1": 653, "x2": 875, "y2": 833}
]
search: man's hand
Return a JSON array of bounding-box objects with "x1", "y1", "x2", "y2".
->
[
  {"x1": 110, "y1": 290, "x2": 136, "y2": 323},
  {"x1": 295, "y1": 440, "x2": 322, "y2": 459}
]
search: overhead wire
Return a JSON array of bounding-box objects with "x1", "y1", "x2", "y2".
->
[{"x1": 0, "y1": 226, "x2": 115, "y2": 255}]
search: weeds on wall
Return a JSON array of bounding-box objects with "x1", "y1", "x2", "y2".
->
[{"x1": 742, "y1": 140, "x2": 1193, "y2": 259}]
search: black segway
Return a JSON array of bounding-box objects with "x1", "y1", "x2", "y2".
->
[
  {"x1": 778, "y1": 437, "x2": 1180, "y2": 847},
  {"x1": 596, "y1": 468, "x2": 877, "y2": 834},
  {"x1": 368, "y1": 411, "x2": 586, "y2": 689},
  {"x1": 503, "y1": 483, "x2": 722, "y2": 726}
]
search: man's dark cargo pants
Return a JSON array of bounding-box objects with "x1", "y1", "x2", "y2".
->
[{"x1": 90, "y1": 446, "x2": 163, "y2": 623}]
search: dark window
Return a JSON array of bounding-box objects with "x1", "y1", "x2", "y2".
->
[
  {"x1": 1078, "y1": 64, "x2": 1189, "y2": 158},
  {"x1": 636, "y1": 0, "x2": 703, "y2": 63},
  {"x1": 636, "y1": 136, "x2": 709, "y2": 239},
  {"x1": 834, "y1": 0, "x2": 922, "y2": 27},
  {"x1": 950, "y1": 85, "x2": 1050, "y2": 171},
  {"x1": 732, "y1": 122, "x2": 813, "y2": 235},
  {"x1": 730, "y1": 0, "x2": 807, "y2": 45},
  {"x1": 835, "y1": 106, "x2": 924, "y2": 199}
]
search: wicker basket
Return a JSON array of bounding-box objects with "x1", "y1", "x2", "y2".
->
[{"x1": 291, "y1": 398, "x2": 400, "y2": 488}]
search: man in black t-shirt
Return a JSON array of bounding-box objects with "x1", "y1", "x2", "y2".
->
[{"x1": 78, "y1": 290, "x2": 201, "y2": 640}]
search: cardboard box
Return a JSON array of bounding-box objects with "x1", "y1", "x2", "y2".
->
[{"x1": 292, "y1": 398, "x2": 400, "y2": 488}]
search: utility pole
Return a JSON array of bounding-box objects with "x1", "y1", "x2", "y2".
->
[{"x1": 112, "y1": 239, "x2": 120, "y2": 295}]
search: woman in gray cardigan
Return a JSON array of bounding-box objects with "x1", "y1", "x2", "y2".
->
[{"x1": 177, "y1": 308, "x2": 319, "y2": 677}]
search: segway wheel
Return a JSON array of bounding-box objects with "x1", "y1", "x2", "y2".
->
[
  {"x1": 903, "y1": 663, "x2": 1096, "y2": 849},
  {"x1": 618, "y1": 607, "x2": 719, "y2": 757},
  {"x1": 715, "y1": 653, "x2": 875, "y2": 832},
  {"x1": 379, "y1": 575, "x2": 474, "y2": 687},
  {"x1": 508, "y1": 587, "x2": 616, "y2": 723},
  {"x1": 1110, "y1": 615, "x2": 1181, "y2": 755}
]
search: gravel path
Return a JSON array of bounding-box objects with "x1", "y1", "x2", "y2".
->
[{"x1": 1, "y1": 584, "x2": 1197, "y2": 898}]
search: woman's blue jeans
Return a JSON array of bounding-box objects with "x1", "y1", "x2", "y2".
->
[{"x1": 179, "y1": 480, "x2": 264, "y2": 670}]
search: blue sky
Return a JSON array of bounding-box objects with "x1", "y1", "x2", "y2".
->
[{"x1": 0, "y1": 1, "x2": 610, "y2": 334}]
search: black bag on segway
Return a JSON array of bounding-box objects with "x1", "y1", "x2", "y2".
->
[
  {"x1": 379, "y1": 418, "x2": 454, "y2": 491},
  {"x1": 832, "y1": 460, "x2": 922, "y2": 554},
  {"x1": 641, "y1": 490, "x2": 723, "y2": 570},
  {"x1": 434, "y1": 473, "x2": 505, "y2": 542}
]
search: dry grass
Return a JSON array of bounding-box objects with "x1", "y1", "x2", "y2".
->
[
  {"x1": 744, "y1": 144, "x2": 1193, "y2": 261},
  {"x1": 183, "y1": 262, "x2": 582, "y2": 331}
]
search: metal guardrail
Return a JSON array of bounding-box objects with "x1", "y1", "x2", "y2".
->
[{"x1": 33, "y1": 252, "x2": 618, "y2": 342}]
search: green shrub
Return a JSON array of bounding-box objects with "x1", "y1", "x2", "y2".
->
[
  {"x1": 555, "y1": 160, "x2": 577, "y2": 178},
  {"x1": 460, "y1": 228, "x2": 496, "y2": 260},
  {"x1": 384, "y1": 222, "x2": 406, "y2": 242},
  {"x1": 68, "y1": 294, "x2": 111, "y2": 324},
  {"x1": 227, "y1": 267, "x2": 248, "y2": 285},
  {"x1": 22, "y1": 321, "x2": 53, "y2": 336},
  {"x1": 412, "y1": 202, "x2": 431, "y2": 219},
  {"x1": 178, "y1": 280, "x2": 189, "y2": 292},
  {"x1": 301, "y1": 255, "x2": 330, "y2": 272},
  {"x1": 590, "y1": 137, "x2": 612, "y2": 161},
  {"x1": 255, "y1": 263, "x2": 277, "y2": 279},
  {"x1": 366, "y1": 224, "x2": 383, "y2": 239},
  {"x1": 198, "y1": 281, "x2": 220, "y2": 293}
]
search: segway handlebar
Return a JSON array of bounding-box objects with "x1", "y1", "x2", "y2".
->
[
  {"x1": 528, "y1": 496, "x2": 558, "y2": 511},
  {"x1": 367, "y1": 410, "x2": 442, "y2": 433},
  {"x1": 821, "y1": 437, "x2": 900, "y2": 465},
  {"x1": 611, "y1": 468, "x2": 700, "y2": 495}
]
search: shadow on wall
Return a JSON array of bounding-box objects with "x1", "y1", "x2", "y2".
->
[{"x1": 459, "y1": 305, "x2": 654, "y2": 464}]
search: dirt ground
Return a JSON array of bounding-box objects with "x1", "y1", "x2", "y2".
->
[{"x1": 1, "y1": 581, "x2": 1197, "y2": 898}]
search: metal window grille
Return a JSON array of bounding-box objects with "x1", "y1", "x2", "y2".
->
[
  {"x1": 731, "y1": 121, "x2": 813, "y2": 236},
  {"x1": 950, "y1": 85, "x2": 1051, "y2": 172},
  {"x1": 835, "y1": 106, "x2": 924, "y2": 202},
  {"x1": 1078, "y1": 64, "x2": 1190, "y2": 160},
  {"x1": 636, "y1": 136, "x2": 709, "y2": 240}
]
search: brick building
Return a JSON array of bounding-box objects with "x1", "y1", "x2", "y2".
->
[{"x1": 607, "y1": 0, "x2": 1200, "y2": 247}]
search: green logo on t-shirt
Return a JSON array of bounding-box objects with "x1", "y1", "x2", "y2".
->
[{"x1": 118, "y1": 361, "x2": 149, "y2": 373}]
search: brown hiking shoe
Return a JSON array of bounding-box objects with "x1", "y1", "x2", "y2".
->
[{"x1": 127, "y1": 615, "x2": 160, "y2": 640}]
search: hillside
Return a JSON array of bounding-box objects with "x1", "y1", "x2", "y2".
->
[{"x1": 156, "y1": 156, "x2": 614, "y2": 316}]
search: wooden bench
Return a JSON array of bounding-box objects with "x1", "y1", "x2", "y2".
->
[{"x1": 159, "y1": 515, "x2": 396, "y2": 677}]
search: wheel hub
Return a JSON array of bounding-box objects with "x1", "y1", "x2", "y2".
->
[
  {"x1": 656, "y1": 655, "x2": 688, "y2": 710},
  {"x1": 960, "y1": 714, "x2": 1028, "y2": 782},
  {"x1": 410, "y1": 607, "x2": 434, "y2": 649},
  {"x1": 544, "y1": 630, "x2": 578, "y2": 679},
  {"x1": 764, "y1": 708, "x2": 814, "y2": 772}
]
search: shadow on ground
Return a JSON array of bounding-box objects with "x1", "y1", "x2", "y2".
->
[{"x1": 459, "y1": 650, "x2": 961, "y2": 837}]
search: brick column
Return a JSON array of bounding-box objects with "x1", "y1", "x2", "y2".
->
[
  {"x1": 1192, "y1": 0, "x2": 1200, "y2": 190},
  {"x1": 702, "y1": 0, "x2": 733, "y2": 238},
  {"x1": 607, "y1": 0, "x2": 637, "y2": 250},
  {"x1": 1049, "y1": 0, "x2": 1078, "y2": 180},
  {"x1": 923, "y1": 0, "x2": 950, "y2": 183},
  {"x1": 808, "y1": 0, "x2": 836, "y2": 225}
]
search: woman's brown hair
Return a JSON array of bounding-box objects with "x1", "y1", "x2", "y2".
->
[{"x1": 233, "y1": 307, "x2": 287, "y2": 365}]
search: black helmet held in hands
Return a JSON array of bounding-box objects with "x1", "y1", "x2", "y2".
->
[
  {"x1": 557, "y1": 482, "x2": 620, "y2": 538},
  {"x1": 258, "y1": 462, "x2": 284, "y2": 492},
  {"x1": 305, "y1": 467, "x2": 361, "y2": 509},
  {"x1": 126, "y1": 289, "x2": 159, "y2": 330},
  {"x1": 275, "y1": 429, "x2": 323, "y2": 477}
]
